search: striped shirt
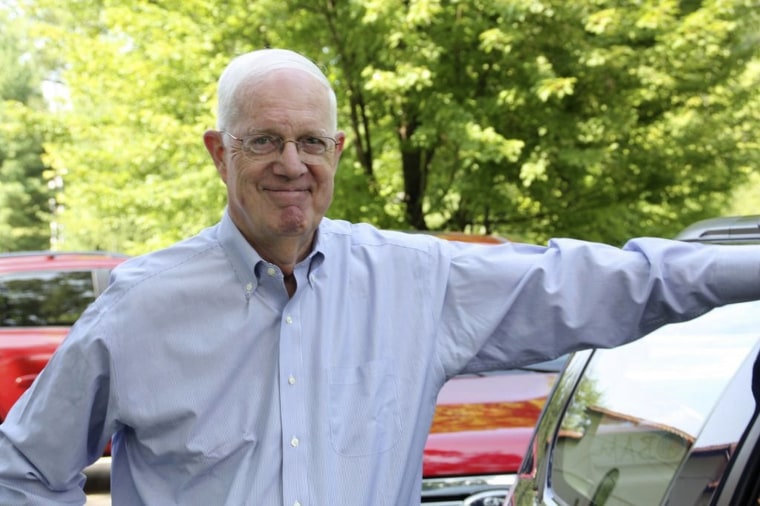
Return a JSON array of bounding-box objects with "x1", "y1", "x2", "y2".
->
[{"x1": 1, "y1": 209, "x2": 759, "y2": 505}]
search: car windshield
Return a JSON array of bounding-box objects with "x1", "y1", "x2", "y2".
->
[
  {"x1": 0, "y1": 271, "x2": 97, "y2": 327},
  {"x1": 549, "y1": 300, "x2": 760, "y2": 505}
]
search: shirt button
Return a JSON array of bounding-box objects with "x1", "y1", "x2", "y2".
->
[
  {"x1": 245, "y1": 282, "x2": 253, "y2": 293},
  {"x1": 290, "y1": 436, "x2": 299, "y2": 448},
  {"x1": 288, "y1": 375, "x2": 296, "y2": 385},
  {"x1": 294, "y1": 502, "x2": 302, "y2": 506},
  {"x1": 266, "y1": 266, "x2": 277, "y2": 276},
  {"x1": 285, "y1": 315, "x2": 293, "y2": 324}
]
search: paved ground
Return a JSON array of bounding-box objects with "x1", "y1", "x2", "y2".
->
[
  {"x1": 84, "y1": 459, "x2": 111, "y2": 506},
  {"x1": 86, "y1": 492, "x2": 111, "y2": 506}
]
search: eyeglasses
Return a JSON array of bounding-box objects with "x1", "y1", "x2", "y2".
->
[{"x1": 222, "y1": 131, "x2": 337, "y2": 157}]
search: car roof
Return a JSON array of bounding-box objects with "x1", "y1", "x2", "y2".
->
[
  {"x1": 0, "y1": 251, "x2": 129, "y2": 274},
  {"x1": 675, "y1": 215, "x2": 760, "y2": 244}
]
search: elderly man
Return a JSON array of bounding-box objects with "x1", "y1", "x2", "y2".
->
[{"x1": 1, "y1": 48, "x2": 759, "y2": 505}]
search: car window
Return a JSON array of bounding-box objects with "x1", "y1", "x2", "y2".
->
[
  {"x1": 548, "y1": 300, "x2": 760, "y2": 506},
  {"x1": 0, "y1": 271, "x2": 97, "y2": 326}
]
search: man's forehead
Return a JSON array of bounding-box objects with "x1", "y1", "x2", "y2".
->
[{"x1": 235, "y1": 69, "x2": 332, "y2": 116}]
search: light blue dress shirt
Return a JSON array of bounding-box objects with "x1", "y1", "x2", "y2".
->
[{"x1": 1, "y1": 210, "x2": 759, "y2": 505}]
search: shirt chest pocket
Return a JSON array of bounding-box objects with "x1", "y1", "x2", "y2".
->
[{"x1": 328, "y1": 359, "x2": 402, "y2": 456}]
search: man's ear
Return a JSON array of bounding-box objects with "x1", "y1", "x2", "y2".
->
[
  {"x1": 203, "y1": 130, "x2": 228, "y2": 182},
  {"x1": 332, "y1": 131, "x2": 347, "y2": 163}
]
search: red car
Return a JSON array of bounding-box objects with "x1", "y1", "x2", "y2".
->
[
  {"x1": 422, "y1": 358, "x2": 564, "y2": 505},
  {"x1": 0, "y1": 251, "x2": 128, "y2": 423}
]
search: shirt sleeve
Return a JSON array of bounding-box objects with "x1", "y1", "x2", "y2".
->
[
  {"x1": 0, "y1": 305, "x2": 115, "y2": 504},
  {"x1": 437, "y1": 237, "x2": 760, "y2": 376}
]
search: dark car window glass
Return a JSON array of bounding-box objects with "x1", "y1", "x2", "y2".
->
[
  {"x1": 548, "y1": 301, "x2": 760, "y2": 506},
  {"x1": 0, "y1": 271, "x2": 96, "y2": 327}
]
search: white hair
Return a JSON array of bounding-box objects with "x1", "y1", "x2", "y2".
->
[{"x1": 215, "y1": 48, "x2": 338, "y2": 131}]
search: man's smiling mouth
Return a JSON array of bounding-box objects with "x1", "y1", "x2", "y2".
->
[{"x1": 265, "y1": 188, "x2": 311, "y2": 204}]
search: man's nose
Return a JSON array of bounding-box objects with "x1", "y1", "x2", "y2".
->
[{"x1": 273, "y1": 141, "x2": 307, "y2": 178}]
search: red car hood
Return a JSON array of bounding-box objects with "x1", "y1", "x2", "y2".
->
[{"x1": 423, "y1": 371, "x2": 556, "y2": 477}]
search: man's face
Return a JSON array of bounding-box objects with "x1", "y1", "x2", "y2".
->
[{"x1": 205, "y1": 68, "x2": 344, "y2": 250}]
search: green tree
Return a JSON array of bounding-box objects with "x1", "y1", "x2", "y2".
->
[
  {"x1": 293, "y1": 0, "x2": 760, "y2": 243},
  {"x1": 0, "y1": 4, "x2": 55, "y2": 251},
  {"x1": 26, "y1": 0, "x2": 226, "y2": 254},
  {"x1": 20, "y1": 0, "x2": 760, "y2": 253}
]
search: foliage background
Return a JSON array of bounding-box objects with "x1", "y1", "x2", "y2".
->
[
  {"x1": 1, "y1": 0, "x2": 758, "y2": 254},
  {"x1": 0, "y1": 5, "x2": 57, "y2": 251}
]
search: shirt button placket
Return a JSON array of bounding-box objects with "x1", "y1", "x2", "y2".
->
[{"x1": 280, "y1": 307, "x2": 307, "y2": 505}]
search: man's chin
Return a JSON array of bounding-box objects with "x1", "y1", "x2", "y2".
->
[{"x1": 276, "y1": 209, "x2": 314, "y2": 236}]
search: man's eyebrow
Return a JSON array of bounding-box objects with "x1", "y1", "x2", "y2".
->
[{"x1": 244, "y1": 128, "x2": 331, "y2": 137}]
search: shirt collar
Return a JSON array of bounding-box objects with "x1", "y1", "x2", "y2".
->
[
  {"x1": 307, "y1": 227, "x2": 326, "y2": 287},
  {"x1": 218, "y1": 208, "x2": 327, "y2": 295},
  {"x1": 218, "y1": 209, "x2": 261, "y2": 298}
]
